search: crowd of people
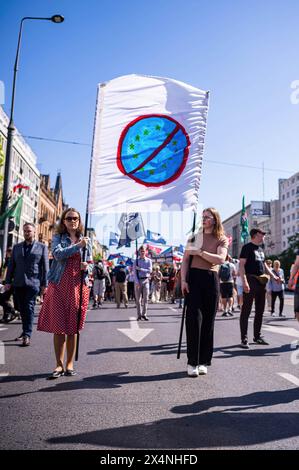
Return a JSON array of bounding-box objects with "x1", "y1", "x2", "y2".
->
[{"x1": 0, "y1": 206, "x2": 299, "y2": 380}]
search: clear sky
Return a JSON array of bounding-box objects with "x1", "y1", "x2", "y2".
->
[{"x1": 1, "y1": 0, "x2": 298, "y2": 250}]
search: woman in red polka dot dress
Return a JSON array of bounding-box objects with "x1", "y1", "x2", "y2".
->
[{"x1": 38, "y1": 208, "x2": 93, "y2": 379}]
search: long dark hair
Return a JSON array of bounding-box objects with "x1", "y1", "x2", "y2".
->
[{"x1": 55, "y1": 208, "x2": 84, "y2": 237}]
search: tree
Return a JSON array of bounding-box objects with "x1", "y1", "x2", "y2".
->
[{"x1": 278, "y1": 233, "x2": 299, "y2": 279}]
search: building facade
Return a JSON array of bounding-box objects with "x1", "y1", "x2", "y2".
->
[
  {"x1": 223, "y1": 200, "x2": 281, "y2": 258},
  {"x1": 38, "y1": 172, "x2": 67, "y2": 247},
  {"x1": 0, "y1": 106, "x2": 40, "y2": 247},
  {"x1": 279, "y1": 172, "x2": 299, "y2": 251},
  {"x1": 87, "y1": 227, "x2": 108, "y2": 260}
]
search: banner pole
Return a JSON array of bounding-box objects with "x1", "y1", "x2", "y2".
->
[
  {"x1": 75, "y1": 87, "x2": 100, "y2": 362},
  {"x1": 177, "y1": 211, "x2": 196, "y2": 359}
]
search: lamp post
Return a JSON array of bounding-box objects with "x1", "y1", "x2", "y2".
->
[{"x1": 0, "y1": 15, "x2": 64, "y2": 258}]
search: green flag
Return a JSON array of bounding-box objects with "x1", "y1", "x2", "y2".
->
[
  {"x1": 0, "y1": 196, "x2": 23, "y2": 229},
  {"x1": 240, "y1": 195, "x2": 249, "y2": 243}
]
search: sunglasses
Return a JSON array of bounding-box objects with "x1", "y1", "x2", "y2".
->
[
  {"x1": 202, "y1": 215, "x2": 214, "y2": 220},
  {"x1": 65, "y1": 216, "x2": 79, "y2": 222}
]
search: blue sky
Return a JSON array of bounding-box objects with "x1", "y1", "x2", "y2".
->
[{"x1": 1, "y1": 0, "x2": 298, "y2": 249}]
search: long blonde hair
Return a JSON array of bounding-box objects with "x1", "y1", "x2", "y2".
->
[{"x1": 203, "y1": 207, "x2": 225, "y2": 240}]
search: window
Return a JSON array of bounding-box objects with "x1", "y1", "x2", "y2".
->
[
  {"x1": 283, "y1": 217, "x2": 285, "y2": 224},
  {"x1": 283, "y1": 229, "x2": 285, "y2": 236},
  {"x1": 287, "y1": 204, "x2": 290, "y2": 210},
  {"x1": 282, "y1": 206, "x2": 285, "y2": 212},
  {"x1": 282, "y1": 194, "x2": 285, "y2": 200},
  {"x1": 287, "y1": 227, "x2": 290, "y2": 234},
  {"x1": 292, "y1": 189, "x2": 295, "y2": 196},
  {"x1": 287, "y1": 215, "x2": 290, "y2": 222},
  {"x1": 292, "y1": 201, "x2": 295, "y2": 208}
]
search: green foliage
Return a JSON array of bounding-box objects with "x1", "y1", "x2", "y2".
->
[
  {"x1": 93, "y1": 252, "x2": 103, "y2": 262},
  {"x1": 276, "y1": 233, "x2": 299, "y2": 279}
]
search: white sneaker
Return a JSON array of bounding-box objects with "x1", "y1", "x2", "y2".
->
[
  {"x1": 187, "y1": 365, "x2": 199, "y2": 377},
  {"x1": 198, "y1": 365, "x2": 208, "y2": 375}
]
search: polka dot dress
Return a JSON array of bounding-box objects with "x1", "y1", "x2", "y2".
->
[{"x1": 38, "y1": 252, "x2": 90, "y2": 335}]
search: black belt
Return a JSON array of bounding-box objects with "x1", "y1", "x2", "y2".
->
[{"x1": 139, "y1": 277, "x2": 148, "y2": 280}]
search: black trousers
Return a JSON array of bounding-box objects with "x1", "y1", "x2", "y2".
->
[
  {"x1": 127, "y1": 282, "x2": 135, "y2": 300},
  {"x1": 185, "y1": 268, "x2": 219, "y2": 366},
  {"x1": 240, "y1": 276, "x2": 266, "y2": 341},
  {"x1": 271, "y1": 291, "x2": 284, "y2": 315}
]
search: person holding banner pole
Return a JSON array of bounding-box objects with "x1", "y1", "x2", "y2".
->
[
  {"x1": 37, "y1": 208, "x2": 92, "y2": 379},
  {"x1": 133, "y1": 245, "x2": 152, "y2": 321},
  {"x1": 181, "y1": 208, "x2": 228, "y2": 377}
]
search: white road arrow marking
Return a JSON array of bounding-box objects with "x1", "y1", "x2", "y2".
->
[
  {"x1": 0, "y1": 327, "x2": 8, "y2": 332},
  {"x1": 262, "y1": 325, "x2": 299, "y2": 338},
  {"x1": 277, "y1": 373, "x2": 299, "y2": 387},
  {"x1": 118, "y1": 316, "x2": 153, "y2": 343}
]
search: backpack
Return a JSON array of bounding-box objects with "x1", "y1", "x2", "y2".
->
[
  {"x1": 219, "y1": 263, "x2": 231, "y2": 282},
  {"x1": 116, "y1": 267, "x2": 126, "y2": 283},
  {"x1": 95, "y1": 265, "x2": 105, "y2": 280}
]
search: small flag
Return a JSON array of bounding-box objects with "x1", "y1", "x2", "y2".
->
[
  {"x1": 118, "y1": 213, "x2": 145, "y2": 248},
  {"x1": 0, "y1": 196, "x2": 23, "y2": 229},
  {"x1": 178, "y1": 244, "x2": 185, "y2": 254},
  {"x1": 144, "y1": 230, "x2": 166, "y2": 245},
  {"x1": 146, "y1": 244, "x2": 163, "y2": 257},
  {"x1": 109, "y1": 232, "x2": 120, "y2": 246},
  {"x1": 160, "y1": 246, "x2": 173, "y2": 258},
  {"x1": 240, "y1": 196, "x2": 249, "y2": 243},
  {"x1": 107, "y1": 253, "x2": 122, "y2": 261},
  {"x1": 13, "y1": 183, "x2": 29, "y2": 193}
]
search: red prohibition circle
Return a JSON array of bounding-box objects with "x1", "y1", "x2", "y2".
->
[{"x1": 117, "y1": 114, "x2": 190, "y2": 187}]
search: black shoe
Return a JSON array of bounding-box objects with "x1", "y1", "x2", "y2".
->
[
  {"x1": 240, "y1": 339, "x2": 250, "y2": 349},
  {"x1": 15, "y1": 334, "x2": 24, "y2": 341},
  {"x1": 21, "y1": 336, "x2": 30, "y2": 347},
  {"x1": 253, "y1": 336, "x2": 269, "y2": 345},
  {"x1": 65, "y1": 369, "x2": 77, "y2": 377},
  {"x1": 6, "y1": 313, "x2": 18, "y2": 323},
  {"x1": 279, "y1": 314, "x2": 286, "y2": 318},
  {"x1": 221, "y1": 312, "x2": 229, "y2": 317},
  {"x1": 228, "y1": 310, "x2": 234, "y2": 317},
  {"x1": 47, "y1": 369, "x2": 64, "y2": 380},
  {"x1": 137, "y1": 316, "x2": 142, "y2": 321},
  {"x1": 142, "y1": 315, "x2": 149, "y2": 321}
]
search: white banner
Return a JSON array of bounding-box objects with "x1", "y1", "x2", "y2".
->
[{"x1": 88, "y1": 74, "x2": 209, "y2": 213}]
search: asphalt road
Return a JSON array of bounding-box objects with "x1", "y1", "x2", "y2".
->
[{"x1": 0, "y1": 294, "x2": 299, "y2": 450}]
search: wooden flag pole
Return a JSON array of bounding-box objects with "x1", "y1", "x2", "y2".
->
[
  {"x1": 177, "y1": 211, "x2": 197, "y2": 359},
  {"x1": 75, "y1": 94, "x2": 99, "y2": 362}
]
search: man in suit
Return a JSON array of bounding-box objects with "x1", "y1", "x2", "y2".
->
[{"x1": 5, "y1": 223, "x2": 49, "y2": 346}]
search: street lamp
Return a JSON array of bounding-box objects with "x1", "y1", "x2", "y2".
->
[{"x1": 0, "y1": 15, "x2": 64, "y2": 257}]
